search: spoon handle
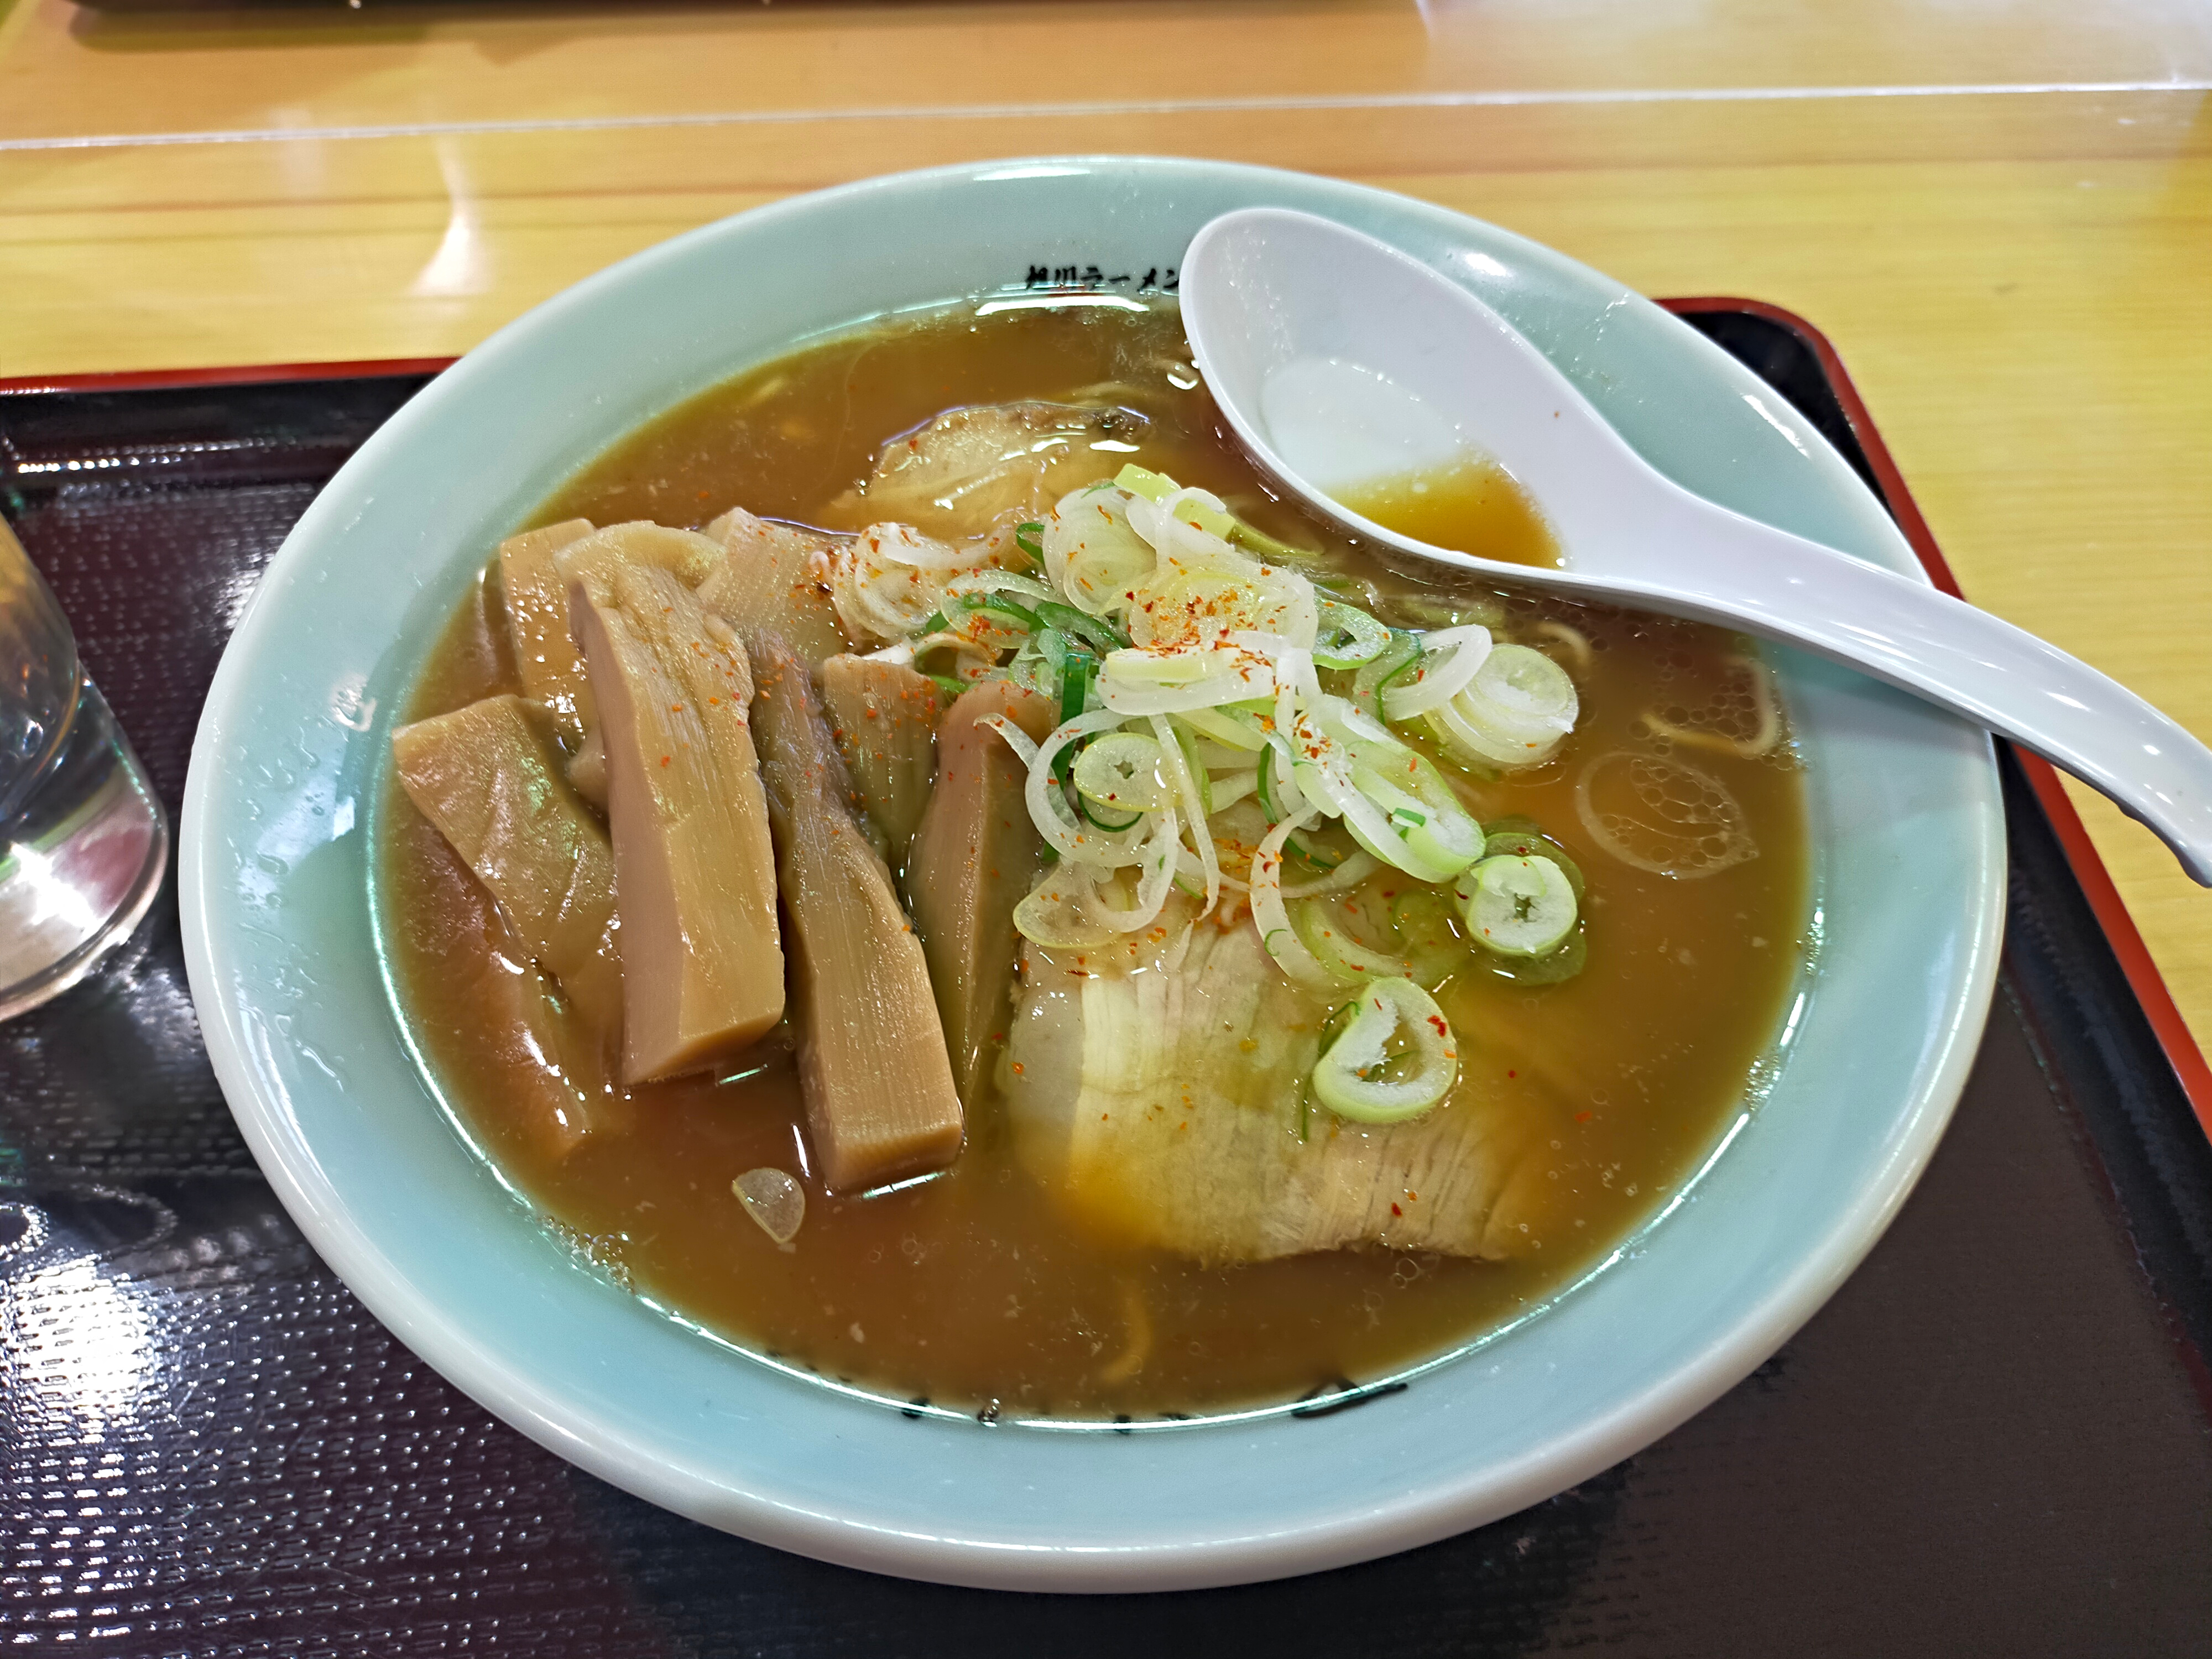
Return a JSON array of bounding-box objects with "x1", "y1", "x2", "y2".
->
[{"x1": 1635, "y1": 497, "x2": 2212, "y2": 885}]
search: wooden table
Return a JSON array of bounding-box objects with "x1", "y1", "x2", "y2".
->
[{"x1": 3, "y1": 0, "x2": 2208, "y2": 1056}]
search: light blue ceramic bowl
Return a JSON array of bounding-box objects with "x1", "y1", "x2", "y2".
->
[{"x1": 180, "y1": 157, "x2": 2003, "y2": 1591}]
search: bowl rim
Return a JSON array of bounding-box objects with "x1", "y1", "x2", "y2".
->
[{"x1": 180, "y1": 154, "x2": 2005, "y2": 1591}]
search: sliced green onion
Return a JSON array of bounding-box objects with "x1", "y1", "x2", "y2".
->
[
  {"x1": 1045, "y1": 482, "x2": 1157, "y2": 619},
  {"x1": 1269, "y1": 741, "x2": 1312, "y2": 824},
  {"x1": 1390, "y1": 888, "x2": 1464, "y2": 990},
  {"x1": 1427, "y1": 644, "x2": 1579, "y2": 770},
  {"x1": 1473, "y1": 644, "x2": 1578, "y2": 737},
  {"x1": 1279, "y1": 848, "x2": 1381, "y2": 900},
  {"x1": 1311, "y1": 977, "x2": 1458, "y2": 1124},
  {"x1": 1034, "y1": 625, "x2": 1068, "y2": 684},
  {"x1": 1312, "y1": 599, "x2": 1391, "y2": 669},
  {"x1": 1281, "y1": 690, "x2": 1474, "y2": 883},
  {"x1": 1173, "y1": 702, "x2": 1269, "y2": 752},
  {"x1": 1114, "y1": 462, "x2": 1176, "y2": 502},
  {"x1": 1381, "y1": 624, "x2": 1491, "y2": 721},
  {"x1": 1014, "y1": 870, "x2": 1117, "y2": 949},
  {"x1": 1305, "y1": 758, "x2": 1410, "y2": 876},
  {"x1": 1478, "y1": 928, "x2": 1587, "y2": 986},
  {"x1": 1292, "y1": 898, "x2": 1416, "y2": 984},
  {"x1": 1317, "y1": 997, "x2": 1360, "y2": 1054},
  {"x1": 1350, "y1": 630, "x2": 1422, "y2": 722},
  {"x1": 1035, "y1": 599, "x2": 1130, "y2": 657},
  {"x1": 952, "y1": 591, "x2": 1041, "y2": 630},
  {"x1": 1050, "y1": 664, "x2": 1098, "y2": 790},
  {"x1": 1183, "y1": 732, "x2": 1255, "y2": 771},
  {"x1": 1256, "y1": 750, "x2": 1284, "y2": 823},
  {"x1": 946, "y1": 569, "x2": 1056, "y2": 606},
  {"x1": 1117, "y1": 462, "x2": 1329, "y2": 572},
  {"x1": 1480, "y1": 823, "x2": 1586, "y2": 902},
  {"x1": 1026, "y1": 710, "x2": 1150, "y2": 869},
  {"x1": 1208, "y1": 769, "x2": 1259, "y2": 811},
  {"x1": 1403, "y1": 751, "x2": 1484, "y2": 844},
  {"x1": 1164, "y1": 719, "x2": 1214, "y2": 817},
  {"x1": 1284, "y1": 827, "x2": 1346, "y2": 871},
  {"x1": 1115, "y1": 464, "x2": 1234, "y2": 541},
  {"x1": 1454, "y1": 853, "x2": 1578, "y2": 957},
  {"x1": 1347, "y1": 760, "x2": 1480, "y2": 883},
  {"x1": 1058, "y1": 650, "x2": 1099, "y2": 728},
  {"x1": 1225, "y1": 519, "x2": 1319, "y2": 567},
  {"x1": 1083, "y1": 808, "x2": 1181, "y2": 936},
  {"x1": 910, "y1": 634, "x2": 994, "y2": 682},
  {"x1": 1103, "y1": 648, "x2": 1215, "y2": 687},
  {"x1": 1383, "y1": 592, "x2": 1504, "y2": 632},
  {"x1": 1014, "y1": 521, "x2": 1046, "y2": 564},
  {"x1": 1005, "y1": 636, "x2": 1058, "y2": 697},
  {"x1": 1073, "y1": 732, "x2": 1170, "y2": 816},
  {"x1": 1147, "y1": 713, "x2": 1219, "y2": 912},
  {"x1": 1250, "y1": 807, "x2": 1338, "y2": 990},
  {"x1": 1308, "y1": 687, "x2": 1401, "y2": 757},
  {"x1": 1423, "y1": 700, "x2": 1533, "y2": 769},
  {"x1": 975, "y1": 712, "x2": 1040, "y2": 768},
  {"x1": 1079, "y1": 796, "x2": 1144, "y2": 831},
  {"x1": 1097, "y1": 651, "x2": 1259, "y2": 716}
]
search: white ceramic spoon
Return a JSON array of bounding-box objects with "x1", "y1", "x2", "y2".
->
[{"x1": 1181, "y1": 207, "x2": 2212, "y2": 886}]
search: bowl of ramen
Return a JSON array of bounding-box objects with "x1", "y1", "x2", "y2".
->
[{"x1": 180, "y1": 156, "x2": 2004, "y2": 1590}]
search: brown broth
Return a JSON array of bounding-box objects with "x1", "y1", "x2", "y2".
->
[
  {"x1": 379, "y1": 302, "x2": 1812, "y2": 1421},
  {"x1": 1337, "y1": 455, "x2": 1564, "y2": 571}
]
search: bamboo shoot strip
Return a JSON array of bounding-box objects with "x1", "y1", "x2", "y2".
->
[
  {"x1": 495, "y1": 518, "x2": 597, "y2": 741},
  {"x1": 390, "y1": 693, "x2": 623, "y2": 1034},
  {"x1": 905, "y1": 680, "x2": 1059, "y2": 1107},
  {"x1": 818, "y1": 654, "x2": 943, "y2": 862},
  {"x1": 566, "y1": 556, "x2": 785, "y2": 1082},
  {"x1": 753, "y1": 637, "x2": 966, "y2": 1191}
]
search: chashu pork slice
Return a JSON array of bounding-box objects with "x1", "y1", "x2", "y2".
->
[
  {"x1": 1001, "y1": 912, "x2": 1546, "y2": 1264},
  {"x1": 750, "y1": 636, "x2": 964, "y2": 1192},
  {"x1": 390, "y1": 692, "x2": 623, "y2": 1034},
  {"x1": 828, "y1": 402, "x2": 1146, "y2": 536},
  {"x1": 903, "y1": 680, "x2": 1056, "y2": 1107},
  {"x1": 818, "y1": 654, "x2": 941, "y2": 862},
  {"x1": 698, "y1": 506, "x2": 852, "y2": 667},
  {"x1": 566, "y1": 552, "x2": 784, "y2": 1083}
]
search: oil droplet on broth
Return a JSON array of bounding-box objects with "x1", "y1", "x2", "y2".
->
[{"x1": 1336, "y1": 453, "x2": 1564, "y2": 571}]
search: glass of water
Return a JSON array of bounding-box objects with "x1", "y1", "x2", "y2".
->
[{"x1": 1, "y1": 515, "x2": 168, "y2": 1020}]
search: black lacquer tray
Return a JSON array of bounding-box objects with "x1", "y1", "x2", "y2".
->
[{"x1": 3, "y1": 307, "x2": 2210, "y2": 1656}]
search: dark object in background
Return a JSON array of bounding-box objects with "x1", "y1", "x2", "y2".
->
[
  {"x1": 0, "y1": 310, "x2": 2207, "y2": 1655},
  {"x1": 73, "y1": 1, "x2": 528, "y2": 11}
]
